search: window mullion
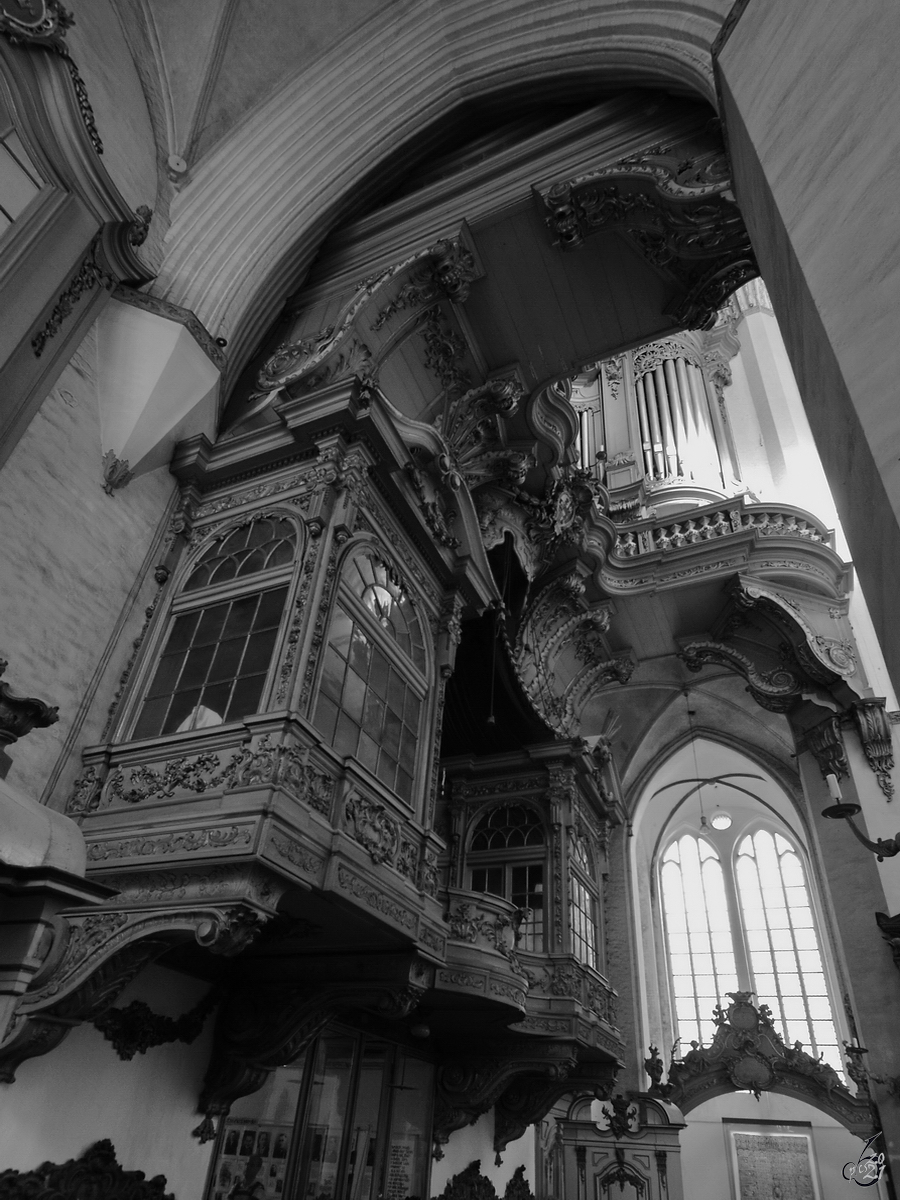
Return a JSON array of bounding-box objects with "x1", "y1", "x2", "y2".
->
[{"x1": 720, "y1": 852, "x2": 753, "y2": 992}]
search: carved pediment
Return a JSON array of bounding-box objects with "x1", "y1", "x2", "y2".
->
[{"x1": 646, "y1": 992, "x2": 873, "y2": 1136}]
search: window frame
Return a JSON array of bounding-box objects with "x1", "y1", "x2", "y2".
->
[
  {"x1": 121, "y1": 510, "x2": 304, "y2": 743},
  {"x1": 658, "y1": 816, "x2": 846, "y2": 1072},
  {"x1": 311, "y1": 540, "x2": 432, "y2": 811},
  {"x1": 568, "y1": 828, "x2": 602, "y2": 970},
  {"x1": 466, "y1": 801, "x2": 549, "y2": 953}
]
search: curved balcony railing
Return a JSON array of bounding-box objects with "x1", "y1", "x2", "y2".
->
[{"x1": 613, "y1": 497, "x2": 832, "y2": 559}]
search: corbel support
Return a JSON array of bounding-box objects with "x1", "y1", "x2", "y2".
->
[
  {"x1": 197, "y1": 955, "x2": 432, "y2": 1127},
  {"x1": 0, "y1": 893, "x2": 278, "y2": 1083},
  {"x1": 805, "y1": 714, "x2": 849, "y2": 781},
  {"x1": 432, "y1": 1040, "x2": 579, "y2": 1151},
  {"x1": 852, "y1": 699, "x2": 895, "y2": 800}
]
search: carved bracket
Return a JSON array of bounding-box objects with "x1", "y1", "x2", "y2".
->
[
  {"x1": 0, "y1": 902, "x2": 272, "y2": 1082},
  {"x1": 853, "y1": 699, "x2": 895, "y2": 800},
  {"x1": 433, "y1": 1040, "x2": 579, "y2": 1149},
  {"x1": 806, "y1": 715, "x2": 849, "y2": 781},
  {"x1": 679, "y1": 639, "x2": 803, "y2": 713}
]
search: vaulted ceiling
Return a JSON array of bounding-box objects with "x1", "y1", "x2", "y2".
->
[{"x1": 74, "y1": 0, "x2": 736, "y2": 384}]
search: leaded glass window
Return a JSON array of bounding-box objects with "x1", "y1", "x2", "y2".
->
[
  {"x1": 736, "y1": 829, "x2": 840, "y2": 1069},
  {"x1": 313, "y1": 548, "x2": 427, "y2": 806},
  {"x1": 468, "y1": 805, "x2": 545, "y2": 951},
  {"x1": 133, "y1": 516, "x2": 297, "y2": 739},
  {"x1": 661, "y1": 835, "x2": 740, "y2": 1048},
  {"x1": 660, "y1": 828, "x2": 842, "y2": 1071}
]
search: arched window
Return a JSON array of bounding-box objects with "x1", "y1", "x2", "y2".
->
[
  {"x1": 133, "y1": 516, "x2": 298, "y2": 739},
  {"x1": 313, "y1": 547, "x2": 426, "y2": 805},
  {"x1": 661, "y1": 834, "x2": 739, "y2": 1048},
  {"x1": 660, "y1": 825, "x2": 841, "y2": 1070},
  {"x1": 569, "y1": 829, "x2": 601, "y2": 969},
  {"x1": 468, "y1": 805, "x2": 545, "y2": 951},
  {"x1": 735, "y1": 829, "x2": 839, "y2": 1066}
]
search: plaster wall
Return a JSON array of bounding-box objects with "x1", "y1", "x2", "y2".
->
[
  {"x1": 430, "y1": 1112, "x2": 534, "y2": 1197},
  {"x1": 718, "y1": 0, "x2": 900, "y2": 693},
  {"x1": 0, "y1": 964, "x2": 215, "y2": 1195},
  {"x1": 0, "y1": 323, "x2": 175, "y2": 805},
  {"x1": 723, "y1": 307, "x2": 898, "y2": 710},
  {"x1": 680, "y1": 1091, "x2": 886, "y2": 1200}
]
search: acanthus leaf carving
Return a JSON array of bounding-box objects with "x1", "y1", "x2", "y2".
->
[
  {"x1": 344, "y1": 793, "x2": 400, "y2": 866},
  {"x1": 853, "y1": 698, "x2": 895, "y2": 800}
]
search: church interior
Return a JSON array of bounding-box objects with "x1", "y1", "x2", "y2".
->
[{"x1": 1, "y1": 2, "x2": 900, "y2": 1198}]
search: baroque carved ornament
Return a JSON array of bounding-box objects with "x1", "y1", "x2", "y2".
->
[{"x1": 539, "y1": 141, "x2": 759, "y2": 330}]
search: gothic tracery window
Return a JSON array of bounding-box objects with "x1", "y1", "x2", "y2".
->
[
  {"x1": 313, "y1": 547, "x2": 427, "y2": 805},
  {"x1": 660, "y1": 825, "x2": 841, "y2": 1070},
  {"x1": 133, "y1": 516, "x2": 298, "y2": 739},
  {"x1": 468, "y1": 805, "x2": 546, "y2": 951}
]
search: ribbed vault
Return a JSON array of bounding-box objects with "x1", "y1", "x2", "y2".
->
[{"x1": 152, "y1": 0, "x2": 733, "y2": 382}]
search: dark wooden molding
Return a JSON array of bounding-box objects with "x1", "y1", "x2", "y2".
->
[{"x1": 0, "y1": 1139, "x2": 174, "y2": 1199}]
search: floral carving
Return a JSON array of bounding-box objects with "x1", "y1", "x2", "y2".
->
[
  {"x1": 853, "y1": 699, "x2": 895, "y2": 800},
  {"x1": 86, "y1": 825, "x2": 254, "y2": 862},
  {"x1": 373, "y1": 238, "x2": 477, "y2": 329},
  {"x1": 93, "y1": 989, "x2": 217, "y2": 1060},
  {"x1": 31, "y1": 237, "x2": 114, "y2": 357},
  {"x1": 420, "y1": 849, "x2": 440, "y2": 897},
  {"x1": 106, "y1": 754, "x2": 223, "y2": 805},
  {"x1": 0, "y1": 1140, "x2": 173, "y2": 1200},
  {"x1": 344, "y1": 794, "x2": 400, "y2": 865},
  {"x1": 421, "y1": 306, "x2": 471, "y2": 395}
]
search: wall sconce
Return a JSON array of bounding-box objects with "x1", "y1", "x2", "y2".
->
[{"x1": 823, "y1": 774, "x2": 900, "y2": 861}]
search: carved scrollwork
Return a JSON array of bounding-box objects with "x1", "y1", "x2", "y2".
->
[
  {"x1": 0, "y1": 1139, "x2": 174, "y2": 1200},
  {"x1": 0, "y1": 661, "x2": 59, "y2": 747},
  {"x1": 373, "y1": 238, "x2": 478, "y2": 329},
  {"x1": 539, "y1": 142, "x2": 758, "y2": 329},
  {"x1": 805, "y1": 715, "x2": 849, "y2": 781},
  {"x1": 344, "y1": 793, "x2": 400, "y2": 865},
  {"x1": 853, "y1": 699, "x2": 895, "y2": 800},
  {"x1": 433, "y1": 1041, "x2": 579, "y2": 1148},
  {"x1": 679, "y1": 640, "x2": 803, "y2": 713},
  {"x1": 655, "y1": 992, "x2": 873, "y2": 1134},
  {"x1": 93, "y1": 988, "x2": 217, "y2": 1060}
]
